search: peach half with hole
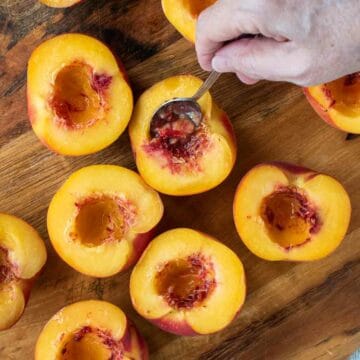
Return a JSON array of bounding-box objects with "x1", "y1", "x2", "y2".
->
[
  {"x1": 0, "y1": 213, "x2": 47, "y2": 331},
  {"x1": 304, "y1": 73, "x2": 360, "y2": 134},
  {"x1": 130, "y1": 228, "x2": 246, "y2": 336},
  {"x1": 27, "y1": 34, "x2": 133, "y2": 156},
  {"x1": 35, "y1": 300, "x2": 148, "y2": 360},
  {"x1": 162, "y1": 0, "x2": 216, "y2": 43},
  {"x1": 233, "y1": 162, "x2": 351, "y2": 261},
  {"x1": 47, "y1": 165, "x2": 163, "y2": 277},
  {"x1": 39, "y1": 0, "x2": 81, "y2": 7},
  {"x1": 129, "y1": 75, "x2": 236, "y2": 196}
]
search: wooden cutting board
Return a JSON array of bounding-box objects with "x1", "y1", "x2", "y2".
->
[{"x1": 0, "y1": 1, "x2": 359, "y2": 359}]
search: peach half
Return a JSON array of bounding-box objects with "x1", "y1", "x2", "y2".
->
[
  {"x1": 233, "y1": 162, "x2": 351, "y2": 261},
  {"x1": 47, "y1": 165, "x2": 163, "y2": 277},
  {"x1": 305, "y1": 72, "x2": 360, "y2": 133},
  {"x1": 39, "y1": 0, "x2": 81, "y2": 7},
  {"x1": 129, "y1": 75, "x2": 236, "y2": 196},
  {"x1": 130, "y1": 228, "x2": 246, "y2": 336},
  {"x1": 162, "y1": 0, "x2": 216, "y2": 43},
  {"x1": 35, "y1": 300, "x2": 148, "y2": 360},
  {"x1": 27, "y1": 34, "x2": 133, "y2": 156},
  {"x1": 0, "y1": 213, "x2": 47, "y2": 331}
]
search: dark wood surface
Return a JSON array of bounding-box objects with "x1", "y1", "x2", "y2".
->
[{"x1": 0, "y1": 1, "x2": 359, "y2": 359}]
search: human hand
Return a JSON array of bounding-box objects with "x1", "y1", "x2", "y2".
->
[{"x1": 195, "y1": 0, "x2": 360, "y2": 86}]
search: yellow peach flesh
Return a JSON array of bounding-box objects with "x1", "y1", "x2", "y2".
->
[
  {"x1": 0, "y1": 214, "x2": 46, "y2": 330},
  {"x1": 27, "y1": 34, "x2": 133, "y2": 156},
  {"x1": 130, "y1": 228, "x2": 246, "y2": 335},
  {"x1": 129, "y1": 75, "x2": 236, "y2": 196},
  {"x1": 162, "y1": 0, "x2": 216, "y2": 42},
  {"x1": 47, "y1": 165, "x2": 163, "y2": 277},
  {"x1": 306, "y1": 73, "x2": 360, "y2": 133},
  {"x1": 35, "y1": 300, "x2": 148, "y2": 360},
  {"x1": 39, "y1": 0, "x2": 81, "y2": 7},
  {"x1": 234, "y1": 163, "x2": 351, "y2": 261}
]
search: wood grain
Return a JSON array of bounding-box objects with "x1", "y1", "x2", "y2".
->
[{"x1": 0, "y1": 1, "x2": 359, "y2": 359}]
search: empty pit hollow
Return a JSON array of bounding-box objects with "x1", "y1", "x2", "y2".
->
[
  {"x1": 60, "y1": 327, "x2": 123, "y2": 360},
  {"x1": 51, "y1": 63, "x2": 110, "y2": 128},
  {"x1": 0, "y1": 248, "x2": 15, "y2": 285},
  {"x1": 261, "y1": 187, "x2": 319, "y2": 249},
  {"x1": 155, "y1": 256, "x2": 215, "y2": 310},
  {"x1": 74, "y1": 196, "x2": 126, "y2": 247}
]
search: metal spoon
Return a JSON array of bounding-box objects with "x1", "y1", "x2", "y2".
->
[{"x1": 150, "y1": 71, "x2": 221, "y2": 139}]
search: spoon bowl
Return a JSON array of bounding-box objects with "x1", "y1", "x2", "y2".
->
[{"x1": 150, "y1": 71, "x2": 220, "y2": 139}]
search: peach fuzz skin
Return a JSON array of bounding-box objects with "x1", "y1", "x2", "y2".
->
[
  {"x1": 27, "y1": 33, "x2": 133, "y2": 156},
  {"x1": 0, "y1": 213, "x2": 47, "y2": 331},
  {"x1": 162, "y1": 0, "x2": 216, "y2": 43},
  {"x1": 39, "y1": 0, "x2": 82, "y2": 8},
  {"x1": 129, "y1": 75, "x2": 237, "y2": 196},
  {"x1": 233, "y1": 162, "x2": 351, "y2": 262},
  {"x1": 35, "y1": 300, "x2": 148, "y2": 360},
  {"x1": 47, "y1": 165, "x2": 163, "y2": 278},
  {"x1": 130, "y1": 228, "x2": 246, "y2": 336},
  {"x1": 304, "y1": 73, "x2": 360, "y2": 134}
]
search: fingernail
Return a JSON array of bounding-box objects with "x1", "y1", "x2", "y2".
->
[{"x1": 212, "y1": 56, "x2": 228, "y2": 72}]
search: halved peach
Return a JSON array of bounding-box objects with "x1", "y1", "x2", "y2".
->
[
  {"x1": 47, "y1": 165, "x2": 163, "y2": 277},
  {"x1": 233, "y1": 162, "x2": 351, "y2": 261},
  {"x1": 0, "y1": 213, "x2": 47, "y2": 331},
  {"x1": 39, "y1": 0, "x2": 81, "y2": 7},
  {"x1": 129, "y1": 75, "x2": 236, "y2": 196},
  {"x1": 35, "y1": 300, "x2": 148, "y2": 360},
  {"x1": 304, "y1": 73, "x2": 360, "y2": 133},
  {"x1": 130, "y1": 228, "x2": 246, "y2": 336},
  {"x1": 27, "y1": 34, "x2": 133, "y2": 156},
  {"x1": 162, "y1": 0, "x2": 216, "y2": 43}
]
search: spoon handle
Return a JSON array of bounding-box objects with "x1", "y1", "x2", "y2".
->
[{"x1": 192, "y1": 71, "x2": 221, "y2": 101}]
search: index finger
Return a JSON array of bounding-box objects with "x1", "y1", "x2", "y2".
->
[{"x1": 195, "y1": 1, "x2": 248, "y2": 71}]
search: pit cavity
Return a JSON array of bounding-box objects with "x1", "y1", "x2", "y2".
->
[
  {"x1": 261, "y1": 186, "x2": 320, "y2": 250},
  {"x1": 0, "y1": 247, "x2": 15, "y2": 285},
  {"x1": 60, "y1": 326, "x2": 123, "y2": 360},
  {"x1": 184, "y1": 0, "x2": 217, "y2": 18},
  {"x1": 155, "y1": 255, "x2": 216, "y2": 310},
  {"x1": 324, "y1": 72, "x2": 360, "y2": 111},
  {"x1": 145, "y1": 106, "x2": 210, "y2": 173},
  {"x1": 73, "y1": 195, "x2": 136, "y2": 247},
  {"x1": 51, "y1": 62, "x2": 112, "y2": 129}
]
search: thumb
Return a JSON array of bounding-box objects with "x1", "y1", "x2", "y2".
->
[{"x1": 212, "y1": 38, "x2": 301, "y2": 83}]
